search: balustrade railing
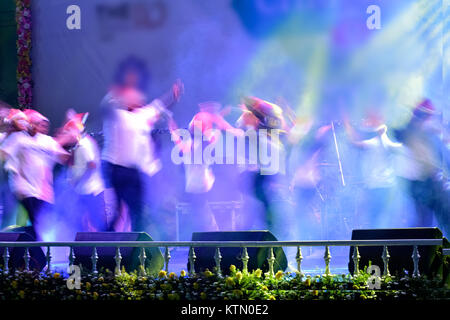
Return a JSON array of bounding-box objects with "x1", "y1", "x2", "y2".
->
[{"x1": 0, "y1": 239, "x2": 446, "y2": 277}]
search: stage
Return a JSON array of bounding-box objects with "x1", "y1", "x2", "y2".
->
[{"x1": 0, "y1": 0, "x2": 449, "y2": 306}]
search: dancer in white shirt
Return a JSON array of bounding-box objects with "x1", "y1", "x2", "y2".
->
[
  {"x1": 178, "y1": 101, "x2": 240, "y2": 231},
  {"x1": 394, "y1": 99, "x2": 449, "y2": 235},
  {"x1": 62, "y1": 112, "x2": 107, "y2": 231},
  {"x1": 0, "y1": 110, "x2": 70, "y2": 240},
  {"x1": 235, "y1": 97, "x2": 293, "y2": 239},
  {"x1": 100, "y1": 56, "x2": 183, "y2": 232},
  {"x1": 344, "y1": 110, "x2": 402, "y2": 228},
  {"x1": 0, "y1": 109, "x2": 27, "y2": 228}
]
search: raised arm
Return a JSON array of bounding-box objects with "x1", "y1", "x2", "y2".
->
[{"x1": 156, "y1": 79, "x2": 184, "y2": 110}]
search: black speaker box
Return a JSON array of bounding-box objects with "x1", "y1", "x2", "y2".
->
[
  {"x1": 189, "y1": 230, "x2": 287, "y2": 275},
  {"x1": 348, "y1": 228, "x2": 448, "y2": 278},
  {"x1": 0, "y1": 226, "x2": 46, "y2": 272},
  {"x1": 74, "y1": 232, "x2": 164, "y2": 275}
]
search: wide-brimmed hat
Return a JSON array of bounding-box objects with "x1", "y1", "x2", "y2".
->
[
  {"x1": 413, "y1": 99, "x2": 439, "y2": 118},
  {"x1": 241, "y1": 96, "x2": 285, "y2": 130}
]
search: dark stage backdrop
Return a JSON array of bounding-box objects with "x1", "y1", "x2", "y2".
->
[
  {"x1": 31, "y1": 0, "x2": 260, "y2": 132},
  {"x1": 30, "y1": 0, "x2": 449, "y2": 134},
  {"x1": 0, "y1": 0, "x2": 18, "y2": 107}
]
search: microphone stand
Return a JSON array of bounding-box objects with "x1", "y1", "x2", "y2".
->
[{"x1": 331, "y1": 121, "x2": 346, "y2": 187}]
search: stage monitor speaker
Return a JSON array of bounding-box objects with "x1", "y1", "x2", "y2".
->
[
  {"x1": 74, "y1": 232, "x2": 164, "y2": 275},
  {"x1": 189, "y1": 230, "x2": 287, "y2": 275},
  {"x1": 0, "y1": 226, "x2": 46, "y2": 272},
  {"x1": 348, "y1": 228, "x2": 448, "y2": 278}
]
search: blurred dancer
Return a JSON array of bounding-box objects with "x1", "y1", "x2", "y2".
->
[
  {"x1": 62, "y1": 112, "x2": 107, "y2": 231},
  {"x1": 344, "y1": 110, "x2": 402, "y2": 228},
  {"x1": 0, "y1": 109, "x2": 26, "y2": 228},
  {"x1": 101, "y1": 56, "x2": 183, "y2": 232},
  {"x1": 235, "y1": 97, "x2": 294, "y2": 240},
  {"x1": 0, "y1": 110, "x2": 70, "y2": 240},
  {"x1": 394, "y1": 99, "x2": 449, "y2": 235},
  {"x1": 175, "y1": 101, "x2": 241, "y2": 231}
]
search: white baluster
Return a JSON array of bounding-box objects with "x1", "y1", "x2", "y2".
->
[
  {"x1": 352, "y1": 246, "x2": 360, "y2": 276},
  {"x1": 164, "y1": 247, "x2": 171, "y2": 272},
  {"x1": 3, "y1": 247, "x2": 9, "y2": 274},
  {"x1": 91, "y1": 247, "x2": 98, "y2": 275},
  {"x1": 214, "y1": 247, "x2": 222, "y2": 277},
  {"x1": 24, "y1": 247, "x2": 30, "y2": 271},
  {"x1": 114, "y1": 247, "x2": 122, "y2": 276},
  {"x1": 296, "y1": 247, "x2": 303, "y2": 277},
  {"x1": 68, "y1": 246, "x2": 75, "y2": 267},
  {"x1": 46, "y1": 246, "x2": 51, "y2": 273},
  {"x1": 382, "y1": 245, "x2": 390, "y2": 277},
  {"x1": 267, "y1": 247, "x2": 275, "y2": 277},
  {"x1": 188, "y1": 247, "x2": 196, "y2": 276},
  {"x1": 412, "y1": 245, "x2": 420, "y2": 278},
  {"x1": 324, "y1": 246, "x2": 331, "y2": 276},
  {"x1": 241, "y1": 247, "x2": 250, "y2": 274},
  {"x1": 139, "y1": 247, "x2": 147, "y2": 276}
]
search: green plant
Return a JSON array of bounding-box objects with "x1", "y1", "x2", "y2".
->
[{"x1": 0, "y1": 266, "x2": 448, "y2": 301}]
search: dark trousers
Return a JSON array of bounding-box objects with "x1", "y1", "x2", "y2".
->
[
  {"x1": 0, "y1": 178, "x2": 18, "y2": 229},
  {"x1": 20, "y1": 197, "x2": 51, "y2": 241},
  {"x1": 78, "y1": 192, "x2": 108, "y2": 231},
  {"x1": 240, "y1": 171, "x2": 293, "y2": 239},
  {"x1": 407, "y1": 177, "x2": 449, "y2": 236},
  {"x1": 102, "y1": 161, "x2": 144, "y2": 232}
]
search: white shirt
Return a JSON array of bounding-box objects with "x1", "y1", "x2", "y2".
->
[
  {"x1": 0, "y1": 131, "x2": 68, "y2": 203},
  {"x1": 101, "y1": 91, "x2": 164, "y2": 177},
  {"x1": 69, "y1": 135, "x2": 105, "y2": 196},
  {"x1": 359, "y1": 128, "x2": 402, "y2": 189}
]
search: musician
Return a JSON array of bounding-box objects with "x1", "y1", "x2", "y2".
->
[{"x1": 100, "y1": 56, "x2": 183, "y2": 232}]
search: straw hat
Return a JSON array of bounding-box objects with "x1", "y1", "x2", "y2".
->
[{"x1": 241, "y1": 96, "x2": 284, "y2": 130}]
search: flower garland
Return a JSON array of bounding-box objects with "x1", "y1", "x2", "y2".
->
[{"x1": 15, "y1": 0, "x2": 32, "y2": 109}]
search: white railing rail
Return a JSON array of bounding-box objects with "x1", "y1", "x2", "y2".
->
[{"x1": 0, "y1": 239, "x2": 445, "y2": 277}]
